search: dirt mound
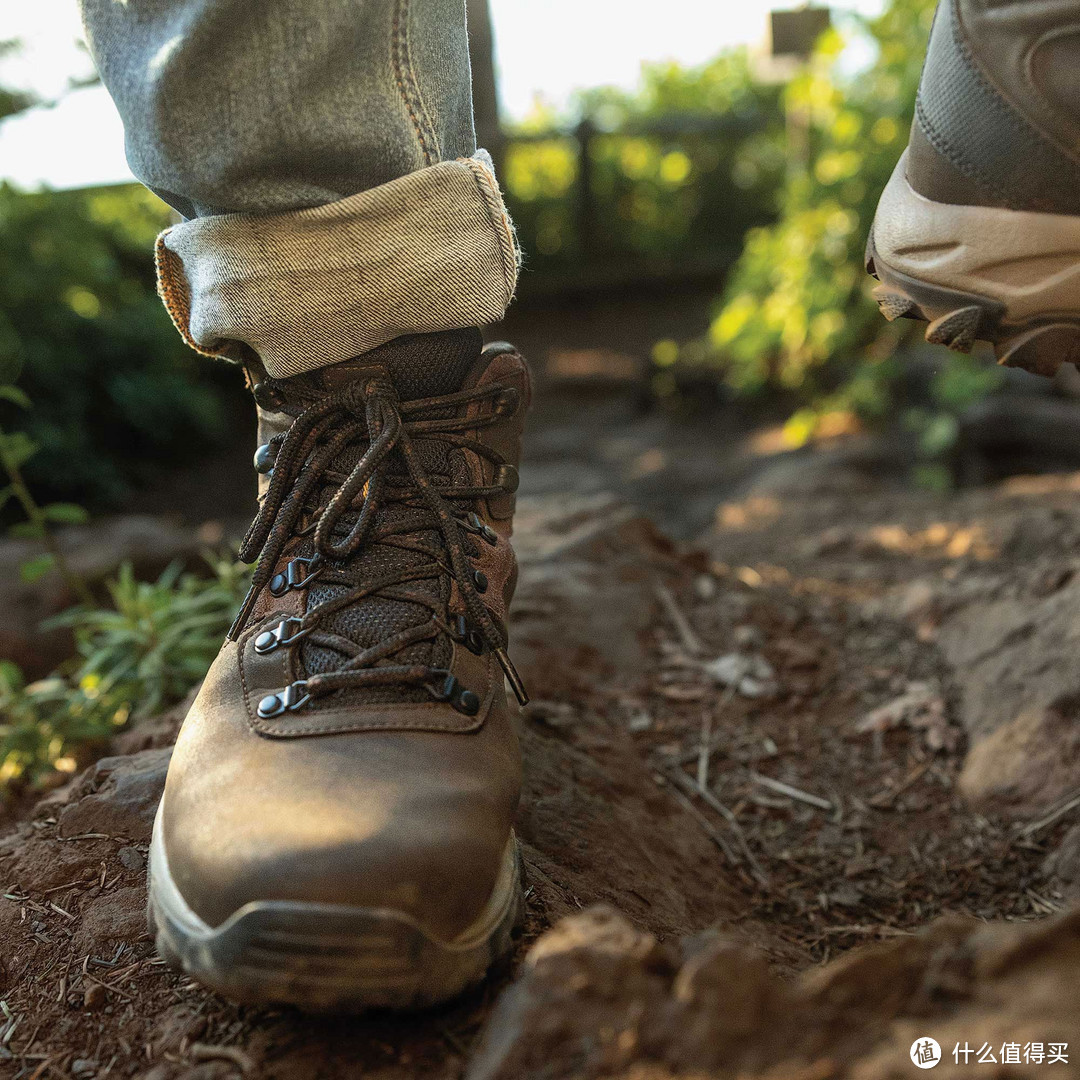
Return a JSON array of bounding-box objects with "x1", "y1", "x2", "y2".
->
[
  {"x1": 4, "y1": 485, "x2": 1080, "y2": 1078},
  {"x1": 469, "y1": 904, "x2": 1080, "y2": 1080}
]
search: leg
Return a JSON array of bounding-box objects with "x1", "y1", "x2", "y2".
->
[
  {"x1": 80, "y1": 0, "x2": 530, "y2": 1010},
  {"x1": 79, "y1": 0, "x2": 520, "y2": 378},
  {"x1": 80, "y1": 0, "x2": 479, "y2": 217}
]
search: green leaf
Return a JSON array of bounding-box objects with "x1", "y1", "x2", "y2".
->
[
  {"x1": 19, "y1": 553, "x2": 55, "y2": 583},
  {"x1": 0, "y1": 660, "x2": 24, "y2": 693},
  {"x1": 8, "y1": 520, "x2": 45, "y2": 541},
  {"x1": 0, "y1": 430, "x2": 38, "y2": 469},
  {"x1": 0, "y1": 385, "x2": 31, "y2": 409},
  {"x1": 42, "y1": 502, "x2": 89, "y2": 525}
]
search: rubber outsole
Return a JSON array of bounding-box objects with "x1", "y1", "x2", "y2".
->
[
  {"x1": 147, "y1": 805, "x2": 525, "y2": 1012},
  {"x1": 866, "y1": 231, "x2": 1080, "y2": 378}
]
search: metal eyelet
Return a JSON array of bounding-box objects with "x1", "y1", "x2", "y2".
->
[
  {"x1": 252, "y1": 382, "x2": 286, "y2": 410},
  {"x1": 493, "y1": 387, "x2": 520, "y2": 416},
  {"x1": 269, "y1": 557, "x2": 321, "y2": 597},
  {"x1": 472, "y1": 569, "x2": 488, "y2": 594},
  {"x1": 493, "y1": 464, "x2": 519, "y2": 493},
  {"x1": 253, "y1": 443, "x2": 277, "y2": 475},
  {"x1": 462, "y1": 512, "x2": 497, "y2": 545},
  {"x1": 257, "y1": 680, "x2": 311, "y2": 718},
  {"x1": 425, "y1": 670, "x2": 481, "y2": 716},
  {"x1": 254, "y1": 617, "x2": 310, "y2": 655},
  {"x1": 452, "y1": 615, "x2": 486, "y2": 655}
]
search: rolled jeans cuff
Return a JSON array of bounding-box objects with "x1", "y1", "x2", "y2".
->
[{"x1": 154, "y1": 154, "x2": 520, "y2": 379}]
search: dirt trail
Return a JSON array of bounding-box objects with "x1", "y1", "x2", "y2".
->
[{"x1": 6, "y1": 460, "x2": 1080, "y2": 1078}]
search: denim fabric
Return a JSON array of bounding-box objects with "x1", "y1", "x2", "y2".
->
[
  {"x1": 79, "y1": 0, "x2": 478, "y2": 217},
  {"x1": 156, "y1": 154, "x2": 520, "y2": 377},
  {"x1": 79, "y1": 0, "x2": 520, "y2": 370}
]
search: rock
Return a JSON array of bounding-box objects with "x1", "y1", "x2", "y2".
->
[
  {"x1": 936, "y1": 579, "x2": 1080, "y2": 810},
  {"x1": 58, "y1": 748, "x2": 171, "y2": 843},
  {"x1": 118, "y1": 846, "x2": 146, "y2": 871},
  {"x1": 731, "y1": 624, "x2": 763, "y2": 650},
  {"x1": 84, "y1": 982, "x2": 107, "y2": 1011},
  {"x1": 468, "y1": 904, "x2": 1080, "y2": 1080},
  {"x1": 74, "y1": 886, "x2": 148, "y2": 954},
  {"x1": 700, "y1": 652, "x2": 777, "y2": 698}
]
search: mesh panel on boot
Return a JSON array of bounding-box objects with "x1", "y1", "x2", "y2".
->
[{"x1": 295, "y1": 331, "x2": 484, "y2": 706}]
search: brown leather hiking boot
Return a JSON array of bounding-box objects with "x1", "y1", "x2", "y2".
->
[{"x1": 147, "y1": 328, "x2": 531, "y2": 1010}]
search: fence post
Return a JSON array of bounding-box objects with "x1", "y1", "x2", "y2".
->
[{"x1": 575, "y1": 116, "x2": 596, "y2": 259}]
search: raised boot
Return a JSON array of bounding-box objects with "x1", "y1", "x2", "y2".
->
[
  {"x1": 867, "y1": 0, "x2": 1080, "y2": 376},
  {"x1": 147, "y1": 327, "x2": 531, "y2": 1010}
]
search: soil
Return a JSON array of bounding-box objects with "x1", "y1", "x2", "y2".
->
[{"x1": 7, "y1": 330, "x2": 1080, "y2": 1076}]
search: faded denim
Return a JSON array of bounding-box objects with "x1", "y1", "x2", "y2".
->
[{"x1": 79, "y1": 0, "x2": 518, "y2": 371}]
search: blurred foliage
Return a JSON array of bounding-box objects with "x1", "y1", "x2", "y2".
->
[
  {"x1": 503, "y1": 51, "x2": 786, "y2": 279},
  {"x1": 692, "y1": 0, "x2": 1003, "y2": 459},
  {"x1": 0, "y1": 556, "x2": 250, "y2": 788},
  {"x1": 0, "y1": 381, "x2": 94, "y2": 600},
  {"x1": 0, "y1": 182, "x2": 231, "y2": 508}
]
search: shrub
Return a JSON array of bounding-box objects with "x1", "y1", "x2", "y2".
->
[
  {"x1": 0, "y1": 556, "x2": 250, "y2": 787},
  {"x1": 0, "y1": 182, "x2": 232, "y2": 509},
  {"x1": 698, "y1": 0, "x2": 999, "y2": 451}
]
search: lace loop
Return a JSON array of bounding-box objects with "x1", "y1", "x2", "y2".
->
[{"x1": 230, "y1": 373, "x2": 529, "y2": 710}]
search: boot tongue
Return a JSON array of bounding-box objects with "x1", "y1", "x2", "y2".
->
[
  {"x1": 317, "y1": 327, "x2": 483, "y2": 401},
  {"x1": 295, "y1": 328, "x2": 484, "y2": 704}
]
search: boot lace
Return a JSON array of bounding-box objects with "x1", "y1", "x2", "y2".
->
[{"x1": 229, "y1": 371, "x2": 528, "y2": 717}]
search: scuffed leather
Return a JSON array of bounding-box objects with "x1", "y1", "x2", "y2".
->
[{"x1": 159, "y1": 340, "x2": 530, "y2": 940}]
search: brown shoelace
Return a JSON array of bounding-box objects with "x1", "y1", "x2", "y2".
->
[{"x1": 229, "y1": 372, "x2": 528, "y2": 718}]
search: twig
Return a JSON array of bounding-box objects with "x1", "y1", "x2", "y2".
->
[
  {"x1": 189, "y1": 1044, "x2": 254, "y2": 1075},
  {"x1": 750, "y1": 771, "x2": 832, "y2": 811},
  {"x1": 666, "y1": 767, "x2": 770, "y2": 888},
  {"x1": 697, "y1": 684, "x2": 736, "y2": 792},
  {"x1": 654, "y1": 582, "x2": 703, "y2": 656},
  {"x1": 868, "y1": 760, "x2": 932, "y2": 808},
  {"x1": 1019, "y1": 786, "x2": 1080, "y2": 838},
  {"x1": 656, "y1": 773, "x2": 739, "y2": 863},
  {"x1": 697, "y1": 710, "x2": 713, "y2": 792}
]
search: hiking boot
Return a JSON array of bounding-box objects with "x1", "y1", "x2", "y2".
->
[
  {"x1": 866, "y1": 0, "x2": 1080, "y2": 376},
  {"x1": 147, "y1": 328, "x2": 531, "y2": 1010}
]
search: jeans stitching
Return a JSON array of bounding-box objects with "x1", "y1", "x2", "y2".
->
[
  {"x1": 391, "y1": 0, "x2": 433, "y2": 167},
  {"x1": 460, "y1": 157, "x2": 520, "y2": 302}
]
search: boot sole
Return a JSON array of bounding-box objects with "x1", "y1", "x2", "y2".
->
[
  {"x1": 866, "y1": 152, "x2": 1080, "y2": 377},
  {"x1": 146, "y1": 803, "x2": 524, "y2": 1012}
]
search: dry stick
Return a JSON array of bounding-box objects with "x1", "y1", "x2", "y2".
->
[
  {"x1": 868, "y1": 760, "x2": 932, "y2": 808},
  {"x1": 750, "y1": 771, "x2": 832, "y2": 811},
  {"x1": 657, "y1": 773, "x2": 739, "y2": 864},
  {"x1": 697, "y1": 709, "x2": 713, "y2": 792},
  {"x1": 666, "y1": 766, "x2": 770, "y2": 888},
  {"x1": 697, "y1": 683, "x2": 737, "y2": 792},
  {"x1": 1019, "y1": 786, "x2": 1080, "y2": 838},
  {"x1": 654, "y1": 582, "x2": 703, "y2": 656},
  {"x1": 189, "y1": 1044, "x2": 254, "y2": 1075}
]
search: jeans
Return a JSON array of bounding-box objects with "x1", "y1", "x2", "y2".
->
[{"x1": 79, "y1": 0, "x2": 520, "y2": 377}]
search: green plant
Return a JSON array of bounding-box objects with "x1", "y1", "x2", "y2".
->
[
  {"x1": 0, "y1": 555, "x2": 251, "y2": 787},
  {"x1": 502, "y1": 51, "x2": 785, "y2": 281},
  {"x1": 0, "y1": 382, "x2": 93, "y2": 600},
  {"x1": 0, "y1": 182, "x2": 233, "y2": 509},
  {"x1": 699, "y1": 0, "x2": 948, "y2": 438}
]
